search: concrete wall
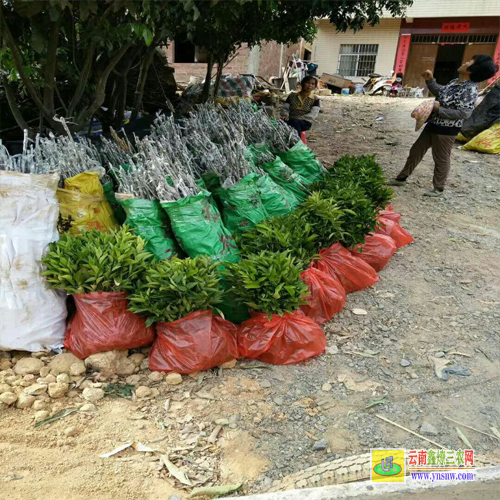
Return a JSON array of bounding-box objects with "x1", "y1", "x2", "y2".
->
[
  {"x1": 403, "y1": 0, "x2": 500, "y2": 18},
  {"x1": 312, "y1": 19, "x2": 402, "y2": 77}
]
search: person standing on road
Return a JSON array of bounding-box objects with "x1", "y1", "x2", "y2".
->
[
  {"x1": 388, "y1": 55, "x2": 498, "y2": 197},
  {"x1": 280, "y1": 76, "x2": 320, "y2": 135}
]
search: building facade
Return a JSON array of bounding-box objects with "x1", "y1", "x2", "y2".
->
[{"x1": 312, "y1": 0, "x2": 500, "y2": 89}]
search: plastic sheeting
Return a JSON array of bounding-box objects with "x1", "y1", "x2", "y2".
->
[
  {"x1": 0, "y1": 171, "x2": 67, "y2": 352},
  {"x1": 376, "y1": 216, "x2": 414, "y2": 248},
  {"x1": 276, "y1": 141, "x2": 324, "y2": 184},
  {"x1": 349, "y1": 233, "x2": 397, "y2": 272}
]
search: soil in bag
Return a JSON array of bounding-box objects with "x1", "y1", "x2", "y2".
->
[
  {"x1": 261, "y1": 157, "x2": 310, "y2": 203},
  {"x1": 238, "y1": 310, "x2": 326, "y2": 365},
  {"x1": 65, "y1": 292, "x2": 155, "y2": 359},
  {"x1": 256, "y1": 173, "x2": 298, "y2": 216},
  {"x1": 118, "y1": 195, "x2": 178, "y2": 260},
  {"x1": 149, "y1": 310, "x2": 239, "y2": 373},
  {"x1": 216, "y1": 173, "x2": 268, "y2": 235},
  {"x1": 349, "y1": 233, "x2": 397, "y2": 272},
  {"x1": 162, "y1": 191, "x2": 238, "y2": 263},
  {"x1": 300, "y1": 266, "x2": 346, "y2": 324},
  {"x1": 275, "y1": 141, "x2": 324, "y2": 185},
  {"x1": 313, "y1": 243, "x2": 379, "y2": 293}
]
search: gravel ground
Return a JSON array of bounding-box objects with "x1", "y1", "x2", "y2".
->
[{"x1": 1, "y1": 96, "x2": 499, "y2": 500}]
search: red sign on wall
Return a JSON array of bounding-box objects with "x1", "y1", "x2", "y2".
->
[
  {"x1": 394, "y1": 34, "x2": 411, "y2": 75},
  {"x1": 489, "y1": 37, "x2": 500, "y2": 84},
  {"x1": 442, "y1": 22, "x2": 470, "y2": 33}
]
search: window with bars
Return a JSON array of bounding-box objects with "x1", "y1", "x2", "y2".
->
[{"x1": 337, "y1": 44, "x2": 379, "y2": 77}]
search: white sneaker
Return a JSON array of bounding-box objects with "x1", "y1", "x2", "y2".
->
[{"x1": 423, "y1": 189, "x2": 443, "y2": 197}]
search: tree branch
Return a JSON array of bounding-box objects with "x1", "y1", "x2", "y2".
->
[
  {"x1": 67, "y1": 40, "x2": 96, "y2": 117},
  {"x1": 2, "y1": 75, "x2": 33, "y2": 136},
  {"x1": 131, "y1": 47, "x2": 155, "y2": 121},
  {"x1": 0, "y1": 7, "x2": 52, "y2": 124}
]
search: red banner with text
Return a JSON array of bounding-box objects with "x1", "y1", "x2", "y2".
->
[{"x1": 394, "y1": 35, "x2": 411, "y2": 75}]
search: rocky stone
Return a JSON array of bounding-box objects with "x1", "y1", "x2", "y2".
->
[
  {"x1": 79, "y1": 380, "x2": 94, "y2": 390},
  {"x1": 220, "y1": 359, "x2": 237, "y2": 369},
  {"x1": 400, "y1": 359, "x2": 411, "y2": 367},
  {"x1": 11, "y1": 352, "x2": 30, "y2": 363},
  {"x1": 0, "y1": 392, "x2": 18, "y2": 405},
  {"x1": 24, "y1": 384, "x2": 48, "y2": 396},
  {"x1": 43, "y1": 374, "x2": 57, "y2": 384},
  {"x1": 80, "y1": 403, "x2": 97, "y2": 412},
  {"x1": 321, "y1": 383, "x2": 332, "y2": 392},
  {"x1": 64, "y1": 426, "x2": 78, "y2": 437},
  {"x1": 56, "y1": 373, "x2": 71, "y2": 384},
  {"x1": 135, "y1": 386, "x2": 152, "y2": 398},
  {"x1": 148, "y1": 371, "x2": 164, "y2": 383},
  {"x1": 68, "y1": 390, "x2": 79, "y2": 398},
  {"x1": 82, "y1": 388, "x2": 105, "y2": 402},
  {"x1": 0, "y1": 360, "x2": 12, "y2": 370},
  {"x1": 128, "y1": 353, "x2": 145, "y2": 367},
  {"x1": 140, "y1": 359, "x2": 149, "y2": 371},
  {"x1": 0, "y1": 383, "x2": 11, "y2": 393},
  {"x1": 48, "y1": 382, "x2": 69, "y2": 399},
  {"x1": 85, "y1": 350, "x2": 128, "y2": 376},
  {"x1": 313, "y1": 439, "x2": 328, "y2": 451},
  {"x1": 33, "y1": 400, "x2": 47, "y2": 411},
  {"x1": 325, "y1": 345, "x2": 339, "y2": 355},
  {"x1": 274, "y1": 397, "x2": 284, "y2": 406},
  {"x1": 16, "y1": 393, "x2": 36, "y2": 409},
  {"x1": 39, "y1": 366, "x2": 51, "y2": 378},
  {"x1": 125, "y1": 374, "x2": 141, "y2": 385},
  {"x1": 14, "y1": 357, "x2": 44, "y2": 376},
  {"x1": 410, "y1": 373, "x2": 419, "y2": 380},
  {"x1": 34, "y1": 410, "x2": 50, "y2": 422},
  {"x1": 69, "y1": 362, "x2": 86, "y2": 377},
  {"x1": 434, "y1": 351, "x2": 445, "y2": 358},
  {"x1": 165, "y1": 373, "x2": 182, "y2": 385},
  {"x1": 49, "y1": 353, "x2": 81, "y2": 375},
  {"x1": 116, "y1": 357, "x2": 136, "y2": 376},
  {"x1": 259, "y1": 379, "x2": 272, "y2": 388},
  {"x1": 420, "y1": 421, "x2": 439, "y2": 436}
]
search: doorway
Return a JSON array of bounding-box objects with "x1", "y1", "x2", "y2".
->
[{"x1": 434, "y1": 44, "x2": 465, "y2": 85}]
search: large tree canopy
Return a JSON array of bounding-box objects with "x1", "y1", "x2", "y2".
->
[{"x1": 0, "y1": 0, "x2": 413, "y2": 136}]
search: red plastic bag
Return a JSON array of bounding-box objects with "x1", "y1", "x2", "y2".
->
[
  {"x1": 313, "y1": 243, "x2": 379, "y2": 293},
  {"x1": 149, "y1": 310, "x2": 239, "y2": 373},
  {"x1": 300, "y1": 266, "x2": 346, "y2": 324},
  {"x1": 349, "y1": 234, "x2": 397, "y2": 272},
  {"x1": 376, "y1": 216, "x2": 414, "y2": 248},
  {"x1": 65, "y1": 292, "x2": 154, "y2": 359},
  {"x1": 238, "y1": 310, "x2": 326, "y2": 365},
  {"x1": 379, "y1": 207, "x2": 402, "y2": 223}
]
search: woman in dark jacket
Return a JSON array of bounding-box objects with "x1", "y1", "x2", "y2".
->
[
  {"x1": 280, "y1": 76, "x2": 321, "y2": 135},
  {"x1": 388, "y1": 55, "x2": 498, "y2": 197}
]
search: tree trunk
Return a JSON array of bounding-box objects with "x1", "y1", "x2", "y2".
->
[
  {"x1": 212, "y1": 55, "x2": 226, "y2": 99},
  {"x1": 76, "y1": 42, "x2": 132, "y2": 130},
  {"x1": 131, "y1": 48, "x2": 155, "y2": 121},
  {"x1": 113, "y1": 48, "x2": 140, "y2": 128},
  {"x1": 2, "y1": 75, "x2": 34, "y2": 137},
  {"x1": 201, "y1": 53, "x2": 214, "y2": 103},
  {"x1": 43, "y1": 18, "x2": 61, "y2": 115}
]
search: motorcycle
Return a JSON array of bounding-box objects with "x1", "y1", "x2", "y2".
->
[{"x1": 363, "y1": 73, "x2": 395, "y2": 96}]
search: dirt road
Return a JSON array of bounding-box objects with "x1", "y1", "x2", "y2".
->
[{"x1": 1, "y1": 96, "x2": 499, "y2": 499}]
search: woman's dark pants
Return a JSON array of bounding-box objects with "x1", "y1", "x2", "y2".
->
[{"x1": 288, "y1": 119, "x2": 312, "y2": 134}]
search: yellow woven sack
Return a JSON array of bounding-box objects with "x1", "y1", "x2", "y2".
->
[
  {"x1": 461, "y1": 123, "x2": 500, "y2": 154},
  {"x1": 57, "y1": 171, "x2": 118, "y2": 234},
  {"x1": 456, "y1": 132, "x2": 468, "y2": 142}
]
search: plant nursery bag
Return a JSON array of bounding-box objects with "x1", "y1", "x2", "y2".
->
[
  {"x1": 261, "y1": 157, "x2": 309, "y2": 203},
  {"x1": 238, "y1": 310, "x2": 326, "y2": 365},
  {"x1": 275, "y1": 141, "x2": 324, "y2": 185},
  {"x1": 376, "y1": 216, "x2": 414, "y2": 248},
  {"x1": 216, "y1": 173, "x2": 269, "y2": 235},
  {"x1": 349, "y1": 234, "x2": 397, "y2": 272},
  {"x1": 313, "y1": 243, "x2": 379, "y2": 293},
  {"x1": 161, "y1": 191, "x2": 238, "y2": 263},
  {"x1": 0, "y1": 170, "x2": 67, "y2": 352},
  {"x1": 56, "y1": 171, "x2": 118, "y2": 234},
  {"x1": 149, "y1": 310, "x2": 239, "y2": 373},
  {"x1": 65, "y1": 292, "x2": 154, "y2": 359},
  {"x1": 300, "y1": 266, "x2": 346, "y2": 324},
  {"x1": 379, "y1": 206, "x2": 402, "y2": 223},
  {"x1": 256, "y1": 173, "x2": 297, "y2": 216},
  {"x1": 117, "y1": 195, "x2": 178, "y2": 260},
  {"x1": 102, "y1": 179, "x2": 126, "y2": 225}
]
